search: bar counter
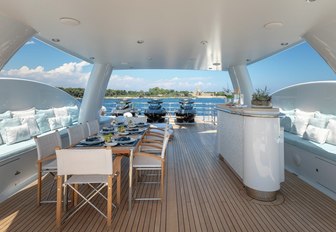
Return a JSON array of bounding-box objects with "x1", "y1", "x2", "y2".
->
[{"x1": 216, "y1": 104, "x2": 284, "y2": 201}]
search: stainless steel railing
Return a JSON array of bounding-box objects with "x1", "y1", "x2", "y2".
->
[{"x1": 104, "y1": 101, "x2": 218, "y2": 124}]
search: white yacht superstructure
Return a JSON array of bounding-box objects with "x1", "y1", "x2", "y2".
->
[{"x1": 1, "y1": 0, "x2": 336, "y2": 122}]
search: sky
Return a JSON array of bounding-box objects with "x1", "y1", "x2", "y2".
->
[{"x1": 1, "y1": 37, "x2": 336, "y2": 93}]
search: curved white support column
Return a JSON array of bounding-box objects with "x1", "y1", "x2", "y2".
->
[
  {"x1": 228, "y1": 67, "x2": 239, "y2": 91},
  {"x1": 228, "y1": 65, "x2": 253, "y2": 105},
  {"x1": 79, "y1": 64, "x2": 113, "y2": 123},
  {"x1": 0, "y1": 15, "x2": 37, "y2": 70}
]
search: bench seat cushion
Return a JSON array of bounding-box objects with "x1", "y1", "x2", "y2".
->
[
  {"x1": 0, "y1": 139, "x2": 36, "y2": 162},
  {"x1": 0, "y1": 127, "x2": 68, "y2": 163},
  {"x1": 285, "y1": 132, "x2": 336, "y2": 162}
]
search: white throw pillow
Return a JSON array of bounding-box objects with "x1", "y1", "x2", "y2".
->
[
  {"x1": 35, "y1": 114, "x2": 51, "y2": 133},
  {"x1": 66, "y1": 105, "x2": 79, "y2": 122},
  {"x1": 53, "y1": 107, "x2": 68, "y2": 117},
  {"x1": 308, "y1": 117, "x2": 328, "y2": 128},
  {"x1": 326, "y1": 119, "x2": 336, "y2": 145},
  {"x1": 5, "y1": 124, "x2": 31, "y2": 145},
  {"x1": 36, "y1": 108, "x2": 55, "y2": 118},
  {"x1": 280, "y1": 115, "x2": 294, "y2": 132},
  {"x1": 20, "y1": 117, "x2": 41, "y2": 136},
  {"x1": 0, "y1": 110, "x2": 12, "y2": 119},
  {"x1": 60, "y1": 115, "x2": 72, "y2": 127},
  {"x1": 295, "y1": 109, "x2": 315, "y2": 119},
  {"x1": 48, "y1": 116, "x2": 72, "y2": 130},
  {"x1": 0, "y1": 118, "x2": 22, "y2": 143},
  {"x1": 291, "y1": 117, "x2": 309, "y2": 136},
  {"x1": 12, "y1": 107, "x2": 36, "y2": 118},
  {"x1": 314, "y1": 112, "x2": 336, "y2": 120},
  {"x1": 280, "y1": 109, "x2": 295, "y2": 115},
  {"x1": 303, "y1": 125, "x2": 329, "y2": 144},
  {"x1": 48, "y1": 117, "x2": 63, "y2": 130}
]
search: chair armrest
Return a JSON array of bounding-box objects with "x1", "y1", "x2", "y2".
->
[
  {"x1": 134, "y1": 152, "x2": 161, "y2": 160},
  {"x1": 145, "y1": 132, "x2": 164, "y2": 138},
  {"x1": 149, "y1": 127, "x2": 165, "y2": 132},
  {"x1": 38, "y1": 154, "x2": 56, "y2": 163},
  {"x1": 141, "y1": 139, "x2": 163, "y2": 144},
  {"x1": 140, "y1": 143, "x2": 163, "y2": 149}
]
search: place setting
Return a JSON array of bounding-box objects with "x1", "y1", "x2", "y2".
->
[
  {"x1": 78, "y1": 136, "x2": 105, "y2": 146},
  {"x1": 127, "y1": 127, "x2": 147, "y2": 134},
  {"x1": 100, "y1": 126, "x2": 117, "y2": 135},
  {"x1": 105, "y1": 136, "x2": 138, "y2": 147}
]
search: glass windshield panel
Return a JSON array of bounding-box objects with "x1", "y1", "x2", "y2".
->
[{"x1": 248, "y1": 42, "x2": 336, "y2": 93}]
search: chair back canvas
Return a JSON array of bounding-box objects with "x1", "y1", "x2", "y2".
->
[
  {"x1": 67, "y1": 124, "x2": 84, "y2": 146},
  {"x1": 81, "y1": 123, "x2": 90, "y2": 138},
  {"x1": 87, "y1": 120, "x2": 99, "y2": 136},
  {"x1": 35, "y1": 130, "x2": 62, "y2": 160},
  {"x1": 56, "y1": 148, "x2": 113, "y2": 175}
]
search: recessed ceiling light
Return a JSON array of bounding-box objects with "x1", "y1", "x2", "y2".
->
[
  {"x1": 306, "y1": 0, "x2": 316, "y2": 2},
  {"x1": 264, "y1": 22, "x2": 284, "y2": 29},
  {"x1": 200, "y1": 40, "x2": 208, "y2": 45},
  {"x1": 137, "y1": 40, "x2": 144, "y2": 44},
  {"x1": 213, "y1": 62, "x2": 221, "y2": 66},
  {"x1": 51, "y1": 38, "x2": 60, "y2": 42},
  {"x1": 59, "y1": 17, "x2": 80, "y2": 26},
  {"x1": 281, "y1": 42, "x2": 289, "y2": 46}
]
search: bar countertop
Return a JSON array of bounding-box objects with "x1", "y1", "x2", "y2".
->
[{"x1": 216, "y1": 104, "x2": 280, "y2": 118}]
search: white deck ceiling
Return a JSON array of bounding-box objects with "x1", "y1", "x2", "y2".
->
[{"x1": 1, "y1": 0, "x2": 336, "y2": 71}]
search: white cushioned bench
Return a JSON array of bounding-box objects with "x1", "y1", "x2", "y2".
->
[
  {"x1": 0, "y1": 128, "x2": 69, "y2": 163},
  {"x1": 284, "y1": 132, "x2": 336, "y2": 163},
  {"x1": 0, "y1": 78, "x2": 81, "y2": 202},
  {"x1": 272, "y1": 81, "x2": 336, "y2": 199}
]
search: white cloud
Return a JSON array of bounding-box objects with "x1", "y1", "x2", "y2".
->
[
  {"x1": 107, "y1": 74, "x2": 213, "y2": 91},
  {"x1": 0, "y1": 62, "x2": 218, "y2": 91},
  {"x1": 0, "y1": 61, "x2": 91, "y2": 88},
  {"x1": 107, "y1": 74, "x2": 145, "y2": 90},
  {"x1": 25, "y1": 40, "x2": 35, "y2": 45},
  {"x1": 147, "y1": 76, "x2": 215, "y2": 91}
]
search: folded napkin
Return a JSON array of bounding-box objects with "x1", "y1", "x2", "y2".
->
[
  {"x1": 115, "y1": 136, "x2": 131, "y2": 142},
  {"x1": 86, "y1": 137, "x2": 99, "y2": 142}
]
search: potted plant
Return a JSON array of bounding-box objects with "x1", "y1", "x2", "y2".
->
[
  {"x1": 223, "y1": 88, "x2": 233, "y2": 103},
  {"x1": 251, "y1": 86, "x2": 272, "y2": 107}
]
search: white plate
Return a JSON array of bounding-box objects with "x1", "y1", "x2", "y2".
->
[
  {"x1": 113, "y1": 137, "x2": 136, "y2": 144},
  {"x1": 105, "y1": 142, "x2": 118, "y2": 147},
  {"x1": 118, "y1": 131, "x2": 129, "y2": 135},
  {"x1": 128, "y1": 128, "x2": 147, "y2": 133},
  {"x1": 136, "y1": 123, "x2": 148, "y2": 127},
  {"x1": 80, "y1": 137, "x2": 104, "y2": 145},
  {"x1": 101, "y1": 129, "x2": 116, "y2": 134}
]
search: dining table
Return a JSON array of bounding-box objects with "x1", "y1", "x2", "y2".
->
[{"x1": 73, "y1": 124, "x2": 149, "y2": 210}]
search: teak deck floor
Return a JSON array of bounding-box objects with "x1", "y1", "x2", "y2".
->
[{"x1": 1, "y1": 121, "x2": 336, "y2": 232}]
